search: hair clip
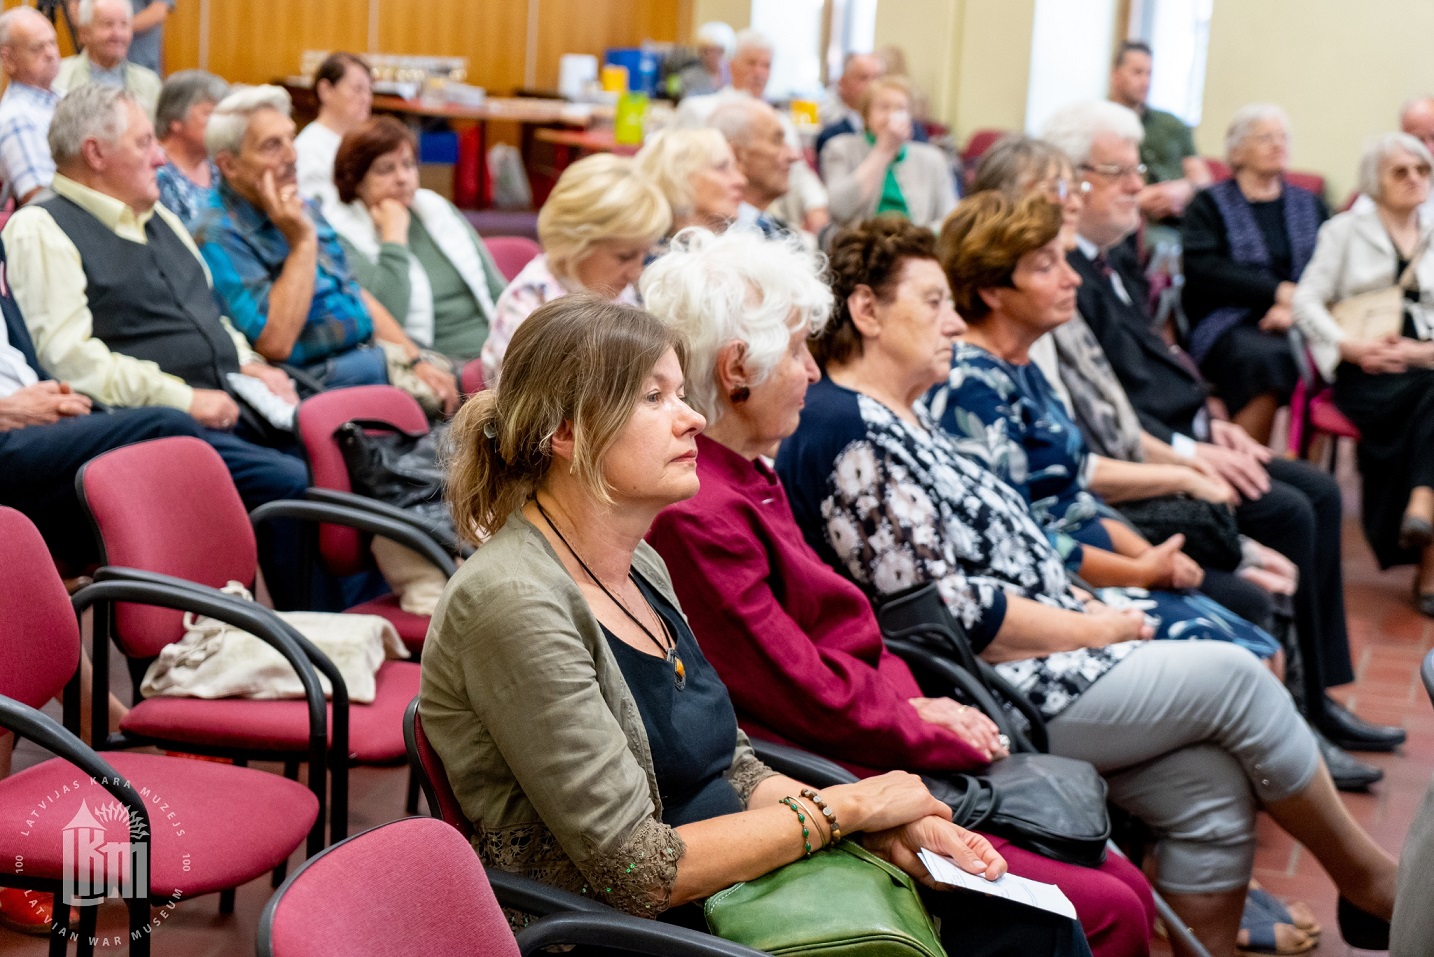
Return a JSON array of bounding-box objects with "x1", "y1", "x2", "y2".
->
[{"x1": 483, "y1": 420, "x2": 498, "y2": 440}]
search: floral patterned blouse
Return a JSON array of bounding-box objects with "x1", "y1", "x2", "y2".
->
[
  {"x1": 777, "y1": 377, "x2": 1275, "y2": 719},
  {"x1": 777, "y1": 377, "x2": 1143, "y2": 717},
  {"x1": 928, "y1": 342, "x2": 1110, "y2": 555}
]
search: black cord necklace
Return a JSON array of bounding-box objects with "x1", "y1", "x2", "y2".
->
[{"x1": 534, "y1": 497, "x2": 687, "y2": 690}]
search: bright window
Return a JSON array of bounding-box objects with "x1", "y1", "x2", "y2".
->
[
  {"x1": 1133, "y1": 0, "x2": 1214, "y2": 126},
  {"x1": 750, "y1": 0, "x2": 826, "y2": 100},
  {"x1": 1025, "y1": 0, "x2": 1119, "y2": 135}
]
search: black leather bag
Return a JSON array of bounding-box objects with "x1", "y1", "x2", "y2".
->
[
  {"x1": 877, "y1": 584, "x2": 1110, "y2": 868},
  {"x1": 334, "y1": 419, "x2": 460, "y2": 553},
  {"x1": 1116, "y1": 494, "x2": 1243, "y2": 572}
]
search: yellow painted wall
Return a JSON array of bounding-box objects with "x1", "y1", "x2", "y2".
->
[
  {"x1": 690, "y1": 0, "x2": 749, "y2": 33},
  {"x1": 1196, "y1": 0, "x2": 1434, "y2": 202},
  {"x1": 873, "y1": 0, "x2": 1034, "y2": 145}
]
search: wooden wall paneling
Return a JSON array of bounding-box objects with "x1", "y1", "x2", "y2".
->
[
  {"x1": 205, "y1": 0, "x2": 367, "y2": 85},
  {"x1": 376, "y1": 0, "x2": 528, "y2": 95},
  {"x1": 533, "y1": 0, "x2": 682, "y2": 91},
  {"x1": 164, "y1": 0, "x2": 203, "y2": 74}
]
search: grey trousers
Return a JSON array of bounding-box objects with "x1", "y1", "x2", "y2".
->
[
  {"x1": 1392, "y1": 772, "x2": 1434, "y2": 956},
  {"x1": 1046, "y1": 641, "x2": 1321, "y2": 894}
]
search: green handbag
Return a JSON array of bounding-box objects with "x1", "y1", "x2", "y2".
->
[{"x1": 703, "y1": 840, "x2": 949, "y2": 957}]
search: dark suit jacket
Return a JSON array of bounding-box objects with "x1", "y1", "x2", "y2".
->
[{"x1": 1068, "y1": 244, "x2": 1207, "y2": 442}]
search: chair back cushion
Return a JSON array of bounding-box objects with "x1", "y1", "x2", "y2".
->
[
  {"x1": 263, "y1": 817, "x2": 517, "y2": 957},
  {"x1": 78, "y1": 436, "x2": 257, "y2": 657},
  {"x1": 0, "y1": 508, "x2": 81, "y2": 707},
  {"x1": 406, "y1": 703, "x2": 474, "y2": 838},
  {"x1": 296, "y1": 385, "x2": 429, "y2": 575},
  {"x1": 482, "y1": 235, "x2": 542, "y2": 282}
]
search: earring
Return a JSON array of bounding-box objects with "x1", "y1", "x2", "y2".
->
[{"x1": 729, "y1": 385, "x2": 751, "y2": 403}]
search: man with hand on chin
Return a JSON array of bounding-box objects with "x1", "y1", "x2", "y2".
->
[{"x1": 194, "y1": 84, "x2": 457, "y2": 412}]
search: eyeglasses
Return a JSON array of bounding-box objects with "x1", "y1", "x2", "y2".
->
[
  {"x1": 1044, "y1": 177, "x2": 1093, "y2": 201},
  {"x1": 1080, "y1": 162, "x2": 1148, "y2": 181},
  {"x1": 1389, "y1": 163, "x2": 1433, "y2": 181}
]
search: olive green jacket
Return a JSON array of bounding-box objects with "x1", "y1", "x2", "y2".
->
[{"x1": 419, "y1": 508, "x2": 774, "y2": 916}]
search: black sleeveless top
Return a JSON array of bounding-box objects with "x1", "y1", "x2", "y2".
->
[{"x1": 601, "y1": 574, "x2": 744, "y2": 827}]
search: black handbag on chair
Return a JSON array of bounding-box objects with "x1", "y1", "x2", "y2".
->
[{"x1": 876, "y1": 584, "x2": 1111, "y2": 868}]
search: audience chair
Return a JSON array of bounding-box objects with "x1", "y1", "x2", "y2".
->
[
  {"x1": 460, "y1": 359, "x2": 485, "y2": 397},
  {"x1": 257, "y1": 816, "x2": 766, "y2": 957},
  {"x1": 874, "y1": 582, "x2": 1212, "y2": 957},
  {"x1": 295, "y1": 385, "x2": 460, "y2": 656},
  {"x1": 483, "y1": 235, "x2": 543, "y2": 282},
  {"x1": 1288, "y1": 333, "x2": 1362, "y2": 471},
  {"x1": 0, "y1": 508, "x2": 319, "y2": 952},
  {"x1": 75, "y1": 436, "x2": 440, "y2": 851},
  {"x1": 961, "y1": 128, "x2": 1009, "y2": 170}
]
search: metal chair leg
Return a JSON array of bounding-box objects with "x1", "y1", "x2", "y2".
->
[
  {"x1": 405, "y1": 766, "x2": 420, "y2": 814},
  {"x1": 218, "y1": 887, "x2": 235, "y2": 914},
  {"x1": 75, "y1": 905, "x2": 97, "y2": 957}
]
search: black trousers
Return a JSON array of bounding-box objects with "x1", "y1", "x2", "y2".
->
[
  {"x1": 0, "y1": 407, "x2": 200, "y2": 566},
  {"x1": 1233, "y1": 457, "x2": 1355, "y2": 700}
]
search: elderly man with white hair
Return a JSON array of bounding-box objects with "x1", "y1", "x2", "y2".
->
[
  {"x1": 1180, "y1": 104, "x2": 1329, "y2": 445},
  {"x1": 0, "y1": 6, "x2": 63, "y2": 205},
  {"x1": 1043, "y1": 99, "x2": 1406, "y2": 779},
  {"x1": 56, "y1": 0, "x2": 161, "y2": 117},
  {"x1": 0, "y1": 84, "x2": 318, "y2": 598},
  {"x1": 675, "y1": 20, "x2": 733, "y2": 98},
  {"x1": 192, "y1": 85, "x2": 456, "y2": 408},
  {"x1": 706, "y1": 96, "x2": 800, "y2": 239},
  {"x1": 676, "y1": 30, "x2": 830, "y2": 235}
]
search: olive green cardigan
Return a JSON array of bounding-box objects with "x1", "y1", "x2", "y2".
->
[{"x1": 419, "y1": 509, "x2": 775, "y2": 916}]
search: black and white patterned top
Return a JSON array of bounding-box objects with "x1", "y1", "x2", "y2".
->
[{"x1": 777, "y1": 377, "x2": 1144, "y2": 718}]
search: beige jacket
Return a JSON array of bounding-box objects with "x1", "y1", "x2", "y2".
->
[
  {"x1": 821, "y1": 133, "x2": 958, "y2": 230},
  {"x1": 1292, "y1": 204, "x2": 1434, "y2": 379},
  {"x1": 419, "y1": 508, "x2": 774, "y2": 917},
  {"x1": 56, "y1": 53, "x2": 161, "y2": 118}
]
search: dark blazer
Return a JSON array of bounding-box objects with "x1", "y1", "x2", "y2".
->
[{"x1": 1068, "y1": 244, "x2": 1207, "y2": 442}]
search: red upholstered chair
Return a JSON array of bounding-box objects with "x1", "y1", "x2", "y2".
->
[
  {"x1": 1204, "y1": 157, "x2": 1232, "y2": 181},
  {"x1": 460, "y1": 358, "x2": 485, "y2": 396},
  {"x1": 0, "y1": 508, "x2": 318, "y2": 949},
  {"x1": 961, "y1": 128, "x2": 1009, "y2": 168},
  {"x1": 257, "y1": 817, "x2": 766, "y2": 957},
  {"x1": 484, "y1": 235, "x2": 542, "y2": 282},
  {"x1": 295, "y1": 385, "x2": 457, "y2": 656},
  {"x1": 76, "y1": 436, "x2": 435, "y2": 848},
  {"x1": 1288, "y1": 377, "x2": 1361, "y2": 471},
  {"x1": 1286, "y1": 169, "x2": 1327, "y2": 201}
]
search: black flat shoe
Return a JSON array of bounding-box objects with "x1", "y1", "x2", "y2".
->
[
  {"x1": 1337, "y1": 896, "x2": 1390, "y2": 950},
  {"x1": 1315, "y1": 696, "x2": 1406, "y2": 752},
  {"x1": 1315, "y1": 731, "x2": 1383, "y2": 792},
  {"x1": 1399, "y1": 514, "x2": 1434, "y2": 551}
]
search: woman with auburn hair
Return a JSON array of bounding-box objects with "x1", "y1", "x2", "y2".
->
[
  {"x1": 642, "y1": 226, "x2": 1156, "y2": 957},
  {"x1": 477, "y1": 154, "x2": 671, "y2": 383},
  {"x1": 774, "y1": 214, "x2": 1397, "y2": 957},
  {"x1": 324, "y1": 116, "x2": 507, "y2": 365},
  {"x1": 422, "y1": 294, "x2": 1090, "y2": 956}
]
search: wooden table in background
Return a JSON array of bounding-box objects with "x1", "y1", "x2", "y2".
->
[{"x1": 533, "y1": 127, "x2": 639, "y2": 178}]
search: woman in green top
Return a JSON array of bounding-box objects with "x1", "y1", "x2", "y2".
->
[
  {"x1": 822, "y1": 76, "x2": 958, "y2": 231},
  {"x1": 421, "y1": 294, "x2": 1092, "y2": 955},
  {"x1": 325, "y1": 117, "x2": 508, "y2": 365}
]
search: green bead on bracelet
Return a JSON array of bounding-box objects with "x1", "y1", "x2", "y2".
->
[{"x1": 780, "y1": 797, "x2": 814, "y2": 857}]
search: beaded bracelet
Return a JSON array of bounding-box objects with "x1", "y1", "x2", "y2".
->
[
  {"x1": 780, "y1": 797, "x2": 815, "y2": 857},
  {"x1": 800, "y1": 788, "x2": 842, "y2": 844},
  {"x1": 792, "y1": 796, "x2": 829, "y2": 849}
]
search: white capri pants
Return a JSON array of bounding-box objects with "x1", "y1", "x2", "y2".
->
[{"x1": 1045, "y1": 640, "x2": 1321, "y2": 895}]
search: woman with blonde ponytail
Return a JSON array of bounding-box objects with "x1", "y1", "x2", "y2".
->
[{"x1": 420, "y1": 294, "x2": 1085, "y2": 953}]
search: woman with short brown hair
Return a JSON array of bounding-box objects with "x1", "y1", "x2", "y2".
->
[{"x1": 323, "y1": 116, "x2": 507, "y2": 365}]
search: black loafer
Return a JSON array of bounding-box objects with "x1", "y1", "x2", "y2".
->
[
  {"x1": 1337, "y1": 896, "x2": 1390, "y2": 950},
  {"x1": 1399, "y1": 514, "x2": 1434, "y2": 551},
  {"x1": 1315, "y1": 696, "x2": 1406, "y2": 752},
  {"x1": 1315, "y1": 731, "x2": 1383, "y2": 791}
]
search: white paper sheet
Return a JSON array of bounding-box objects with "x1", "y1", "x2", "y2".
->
[{"x1": 918, "y1": 849, "x2": 1078, "y2": 920}]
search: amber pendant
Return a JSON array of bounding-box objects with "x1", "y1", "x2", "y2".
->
[{"x1": 668, "y1": 648, "x2": 687, "y2": 690}]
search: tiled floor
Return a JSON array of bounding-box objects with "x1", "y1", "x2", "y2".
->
[{"x1": 3, "y1": 450, "x2": 1431, "y2": 956}]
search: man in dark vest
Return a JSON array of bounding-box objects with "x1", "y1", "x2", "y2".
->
[
  {"x1": 1, "y1": 84, "x2": 319, "y2": 608},
  {"x1": 1, "y1": 83, "x2": 308, "y2": 518}
]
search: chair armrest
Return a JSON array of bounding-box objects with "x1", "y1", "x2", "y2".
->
[
  {"x1": 515, "y1": 911, "x2": 770, "y2": 957},
  {"x1": 748, "y1": 738, "x2": 858, "y2": 787},
  {"x1": 250, "y1": 498, "x2": 459, "y2": 577},
  {"x1": 0, "y1": 695, "x2": 152, "y2": 847},
  {"x1": 485, "y1": 868, "x2": 609, "y2": 916},
  {"x1": 304, "y1": 487, "x2": 469, "y2": 557}
]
